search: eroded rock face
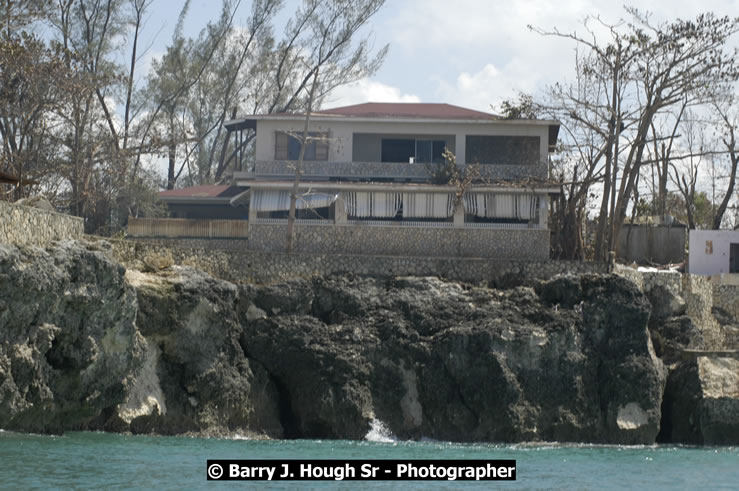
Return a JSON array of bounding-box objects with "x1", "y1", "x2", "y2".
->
[
  {"x1": 241, "y1": 274, "x2": 666, "y2": 444},
  {"x1": 0, "y1": 241, "x2": 145, "y2": 433},
  {"x1": 0, "y1": 242, "x2": 672, "y2": 443},
  {"x1": 116, "y1": 266, "x2": 282, "y2": 437},
  {"x1": 662, "y1": 356, "x2": 739, "y2": 445}
]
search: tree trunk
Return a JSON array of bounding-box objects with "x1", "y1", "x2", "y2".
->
[
  {"x1": 286, "y1": 69, "x2": 320, "y2": 253},
  {"x1": 167, "y1": 141, "x2": 177, "y2": 190}
]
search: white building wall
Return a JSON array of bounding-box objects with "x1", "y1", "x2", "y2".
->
[
  {"x1": 254, "y1": 119, "x2": 550, "y2": 164},
  {"x1": 688, "y1": 229, "x2": 739, "y2": 275}
]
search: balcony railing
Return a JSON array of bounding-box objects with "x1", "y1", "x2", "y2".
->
[
  {"x1": 252, "y1": 217, "x2": 543, "y2": 229},
  {"x1": 245, "y1": 160, "x2": 547, "y2": 181},
  {"x1": 127, "y1": 217, "x2": 248, "y2": 238}
]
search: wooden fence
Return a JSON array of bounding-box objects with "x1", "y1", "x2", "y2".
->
[{"x1": 127, "y1": 217, "x2": 248, "y2": 238}]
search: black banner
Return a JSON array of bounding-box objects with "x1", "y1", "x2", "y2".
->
[{"x1": 206, "y1": 459, "x2": 516, "y2": 481}]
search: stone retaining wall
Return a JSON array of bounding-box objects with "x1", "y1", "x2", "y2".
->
[
  {"x1": 111, "y1": 237, "x2": 606, "y2": 285},
  {"x1": 614, "y1": 265, "x2": 725, "y2": 349},
  {"x1": 713, "y1": 284, "x2": 739, "y2": 320},
  {"x1": 0, "y1": 201, "x2": 83, "y2": 246},
  {"x1": 248, "y1": 223, "x2": 550, "y2": 260}
]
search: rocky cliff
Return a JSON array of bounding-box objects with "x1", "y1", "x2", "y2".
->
[{"x1": 0, "y1": 240, "x2": 736, "y2": 444}]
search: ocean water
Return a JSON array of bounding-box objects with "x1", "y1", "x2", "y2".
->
[{"x1": 1, "y1": 428, "x2": 737, "y2": 490}]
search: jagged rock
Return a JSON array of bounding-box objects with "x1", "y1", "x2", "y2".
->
[
  {"x1": 535, "y1": 274, "x2": 583, "y2": 308},
  {"x1": 241, "y1": 314, "x2": 375, "y2": 439},
  {"x1": 251, "y1": 280, "x2": 314, "y2": 316},
  {"x1": 646, "y1": 284, "x2": 687, "y2": 320},
  {"x1": 9, "y1": 240, "x2": 737, "y2": 444},
  {"x1": 712, "y1": 307, "x2": 739, "y2": 350},
  {"x1": 141, "y1": 251, "x2": 174, "y2": 272},
  {"x1": 661, "y1": 356, "x2": 739, "y2": 445},
  {"x1": 0, "y1": 241, "x2": 145, "y2": 433},
  {"x1": 125, "y1": 266, "x2": 282, "y2": 437},
  {"x1": 650, "y1": 315, "x2": 706, "y2": 364},
  {"x1": 240, "y1": 274, "x2": 665, "y2": 444}
]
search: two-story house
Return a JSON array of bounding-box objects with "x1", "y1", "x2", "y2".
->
[
  {"x1": 222, "y1": 102, "x2": 560, "y2": 260},
  {"x1": 145, "y1": 103, "x2": 559, "y2": 259}
]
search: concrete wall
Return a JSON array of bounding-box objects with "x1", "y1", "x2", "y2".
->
[
  {"x1": 247, "y1": 223, "x2": 550, "y2": 260},
  {"x1": 112, "y1": 237, "x2": 606, "y2": 285},
  {"x1": 616, "y1": 224, "x2": 687, "y2": 264},
  {"x1": 688, "y1": 229, "x2": 739, "y2": 275},
  {"x1": 254, "y1": 119, "x2": 550, "y2": 167},
  {"x1": 0, "y1": 201, "x2": 83, "y2": 247}
]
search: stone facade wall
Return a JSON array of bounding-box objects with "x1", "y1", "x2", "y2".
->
[
  {"x1": 248, "y1": 223, "x2": 550, "y2": 260},
  {"x1": 614, "y1": 265, "x2": 726, "y2": 349},
  {"x1": 111, "y1": 237, "x2": 607, "y2": 285},
  {"x1": 0, "y1": 201, "x2": 83, "y2": 247},
  {"x1": 713, "y1": 284, "x2": 739, "y2": 320},
  {"x1": 254, "y1": 160, "x2": 548, "y2": 180}
]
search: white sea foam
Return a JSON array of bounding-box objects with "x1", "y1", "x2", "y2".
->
[{"x1": 365, "y1": 418, "x2": 397, "y2": 443}]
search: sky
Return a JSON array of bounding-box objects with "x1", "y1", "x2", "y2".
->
[{"x1": 140, "y1": 0, "x2": 739, "y2": 114}]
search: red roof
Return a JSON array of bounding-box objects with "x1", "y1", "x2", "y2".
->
[
  {"x1": 314, "y1": 103, "x2": 499, "y2": 120},
  {"x1": 159, "y1": 185, "x2": 234, "y2": 198}
]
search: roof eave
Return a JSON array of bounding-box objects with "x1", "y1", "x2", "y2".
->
[
  {"x1": 226, "y1": 114, "x2": 560, "y2": 126},
  {"x1": 238, "y1": 179, "x2": 560, "y2": 194},
  {"x1": 159, "y1": 196, "x2": 235, "y2": 205}
]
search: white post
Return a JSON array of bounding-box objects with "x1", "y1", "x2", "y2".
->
[
  {"x1": 248, "y1": 201, "x2": 257, "y2": 232},
  {"x1": 334, "y1": 197, "x2": 347, "y2": 224},
  {"x1": 538, "y1": 194, "x2": 548, "y2": 228},
  {"x1": 454, "y1": 202, "x2": 465, "y2": 228}
]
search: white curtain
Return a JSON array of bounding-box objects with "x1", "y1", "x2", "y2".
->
[
  {"x1": 463, "y1": 193, "x2": 480, "y2": 217},
  {"x1": 466, "y1": 193, "x2": 538, "y2": 220},
  {"x1": 342, "y1": 191, "x2": 402, "y2": 218},
  {"x1": 251, "y1": 189, "x2": 336, "y2": 211},
  {"x1": 403, "y1": 192, "x2": 455, "y2": 218}
]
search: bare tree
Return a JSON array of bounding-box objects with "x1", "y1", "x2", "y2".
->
[
  {"x1": 533, "y1": 9, "x2": 739, "y2": 260},
  {"x1": 711, "y1": 97, "x2": 739, "y2": 229}
]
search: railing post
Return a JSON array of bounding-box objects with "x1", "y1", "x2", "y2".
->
[
  {"x1": 248, "y1": 204, "x2": 257, "y2": 232},
  {"x1": 453, "y1": 203, "x2": 465, "y2": 228},
  {"x1": 539, "y1": 194, "x2": 548, "y2": 229},
  {"x1": 334, "y1": 197, "x2": 347, "y2": 224}
]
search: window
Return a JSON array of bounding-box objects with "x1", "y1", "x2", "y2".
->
[
  {"x1": 381, "y1": 139, "x2": 446, "y2": 163},
  {"x1": 465, "y1": 135, "x2": 539, "y2": 165},
  {"x1": 381, "y1": 139, "x2": 414, "y2": 162},
  {"x1": 275, "y1": 132, "x2": 328, "y2": 161},
  {"x1": 415, "y1": 140, "x2": 446, "y2": 164}
]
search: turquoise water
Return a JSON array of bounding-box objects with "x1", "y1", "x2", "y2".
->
[{"x1": 1, "y1": 431, "x2": 737, "y2": 490}]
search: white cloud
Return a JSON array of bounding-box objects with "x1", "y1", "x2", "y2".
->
[
  {"x1": 435, "y1": 60, "x2": 541, "y2": 112},
  {"x1": 323, "y1": 79, "x2": 421, "y2": 107},
  {"x1": 376, "y1": 0, "x2": 739, "y2": 110}
]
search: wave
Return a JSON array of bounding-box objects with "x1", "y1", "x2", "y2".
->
[{"x1": 364, "y1": 418, "x2": 397, "y2": 443}]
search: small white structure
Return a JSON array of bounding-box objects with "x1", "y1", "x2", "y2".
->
[{"x1": 688, "y1": 230, "x2": 739, "y2": 275}]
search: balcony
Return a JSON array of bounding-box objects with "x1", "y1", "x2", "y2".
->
[{"x1": 236, "y1": 159, "x2": 547, "y2": 182}]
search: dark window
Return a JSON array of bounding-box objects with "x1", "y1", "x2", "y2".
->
[
  {"x1": 465, "y1": 135, "x2": 539, "y2": 165},
  {"x1": 731, "y1": 243, "x2": 739, "y2": 273},
  {"x1": 415, "y1": 140, "x2": 446, "y2": 164},
  {"x1": 381, "y1": 138, "x2": 446, "y2": 163},
  {"x1": 275, "y1": 132, "x2": 328, "y2": 161},
  {"x1": 381, "y1": 139, "x2": 415, "y2": 162}
]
